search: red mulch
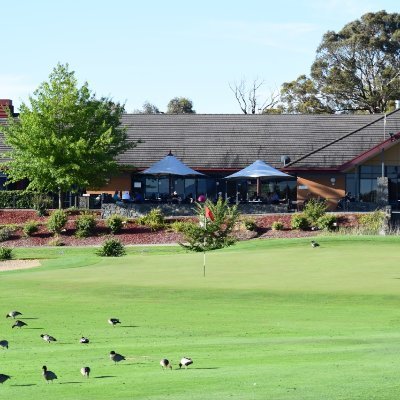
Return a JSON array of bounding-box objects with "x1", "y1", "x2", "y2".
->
[{"x1": 0, "y1": 209, "x2": 354, "y2": 247}]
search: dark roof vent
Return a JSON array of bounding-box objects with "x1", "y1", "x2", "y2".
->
[{"x1": 280, "y1": 155, "x2": 291, "y2": 166}]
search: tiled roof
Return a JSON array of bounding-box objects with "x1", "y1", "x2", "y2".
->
[
  {"x1": 117, "y1": 113, "x2": 381, "y2": 170},
  {"x1": 0, "y1": 113, "x2": 389, "y2": 170},
  {"x1": 286, "y1": 109, "x2": 400, "y2": 169}
]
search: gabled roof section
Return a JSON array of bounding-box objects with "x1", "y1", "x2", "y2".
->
[
  {"x1": 117, "y1": 114, "x2": 380, "y2": 170},
  {"x1": 285, "y1": 109, "x2": 400, "y2": 170}
]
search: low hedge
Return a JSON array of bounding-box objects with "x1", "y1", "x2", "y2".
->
[{"x1": 0, "y1": 191, "x2": 36, "y2": 209}]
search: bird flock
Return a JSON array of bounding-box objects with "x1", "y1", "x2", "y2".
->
[{"x1": 0, "y1": 311, "x2": 193, "y2": 385}]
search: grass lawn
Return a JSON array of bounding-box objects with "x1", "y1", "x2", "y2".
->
[{"x1": 1, "y1": 236, "x2": 400, "y2": 399}]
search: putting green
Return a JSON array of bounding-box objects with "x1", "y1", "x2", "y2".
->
[{"x1": 1, "y1": 236, "x2": 400, "y2": 399}]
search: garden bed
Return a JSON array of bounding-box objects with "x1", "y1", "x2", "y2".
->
[{"x1": 0, "y1": 209, "x2": 364, "y2": 247}]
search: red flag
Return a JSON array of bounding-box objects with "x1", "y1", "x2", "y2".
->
[{"x1": 205, "y1": 206, "x2": 215, "y2": 221}]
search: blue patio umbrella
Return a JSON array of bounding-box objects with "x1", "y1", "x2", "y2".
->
[
  {"x1": 225, "y1": 160, "x2": 292, "y2": 198},
  {"x1": 141, "y1": 152, "x2": 203, "y2": 198},
  {"x1": 141, "y1": 152, "x2": 203, "y2": 176},
  {"x1": 225, "y1": 160, "x2": 292, "y2": 180}
]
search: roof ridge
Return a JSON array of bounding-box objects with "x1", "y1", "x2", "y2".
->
[{"x1": 285, "y1": 109, "x2": 400, "y2": 167}]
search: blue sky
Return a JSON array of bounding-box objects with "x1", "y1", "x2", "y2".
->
[{"x1": 1, "y1": 0, "x2": 398, "y2": 114}]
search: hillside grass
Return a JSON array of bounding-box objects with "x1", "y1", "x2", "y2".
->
[{"x1": 1, "y1": 236, "x2": 400, "y2": 399}]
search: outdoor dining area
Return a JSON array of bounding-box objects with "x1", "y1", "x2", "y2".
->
[{"x1": 100, "y1": 153, "x2": 298, "y2": 218}]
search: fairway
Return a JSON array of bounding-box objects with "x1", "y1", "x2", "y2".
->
[{"x1": 1, "y1": 236, "x2": 400, "y2": 399}]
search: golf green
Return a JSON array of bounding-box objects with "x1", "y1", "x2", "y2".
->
[{"x1": 1, "y1": 236, "x2": 400, "y2": 399}]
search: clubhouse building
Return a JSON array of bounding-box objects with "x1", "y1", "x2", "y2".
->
[{"x1": 1, "y1": 99, "x2": 400, "y2": 211}]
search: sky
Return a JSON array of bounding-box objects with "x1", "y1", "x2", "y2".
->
[{"x1": 1, "y1": 0, "x2": 399, "y2": 114}]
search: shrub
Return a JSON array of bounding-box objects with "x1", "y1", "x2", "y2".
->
[
  {"x1": 47, "y1": 237, "x2": 65, "y2": 246},
  {"x1": 271, "y1": 220, "x2": 284, "y2": 231},
  {"x1": 303, "y1": 199, "x2": 327, "y2": 225},
  {"x1": 97, "y1": 238, "x2": 126, "y2": 257},
  {"x1": 358, "y1": 211, "x2": 385, "y2": 234},
  {"x1": 0, "y1": 226, "x2": 16, "y2": 242},
  {"x1": 32, "y1": 193, "x2": 53, "y2": 216},
  {"x1": 0, "y1": 190, "x2": 36, "y2": 209},
  {"x1": 242, "y1": 218, "x2": 257, "y2": 231},
  {"x1": 169, "y1": 220, "x2": 191, "y2": 233},
  {"x1": 180, "y1": 198, "x2": 240, "y2": 252},
  {"x1": 137, "y1": 208, "x2": 165, "y2": 231},
  {"x1": 75, "y1": 212, "x2": 97, "y2": 238},
  {"x1": 0, "y1": 246, "x2": 13, "y2": 260},
  {"x1": 316, "y1": 214, "x2": 337, "y2": 231},
  {"x1": 23, "y1": 220, "x2": 39, "y2": 237},
  {"x1": 291, "y1": 213, "x2": 310, "y2": 230},
  {"x1": 47, "y1": 210, "x2": 68, "y2": 235},
  {"x1": 106, "y1": 214, "x2": 125, "y2": 234}
]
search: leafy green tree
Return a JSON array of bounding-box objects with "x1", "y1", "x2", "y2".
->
[
  {"x1": 2, "y1": 63, "x2": 138, "y2": 208},
  {"x1": 166, "y1": 97, "x2": 195, "y2": 114},
  {"x1": 133, "y1": 101, "x2": 160, "y2": 114},
  {"x1": 281, "y1": 11, "x2": 400, "y2": 114},
  {"x1": 180, "y1": 198, "x2": 239, "y2": 252},
  {"x1": 280, "y1": 75, "x2": 334, "y2": 114}
]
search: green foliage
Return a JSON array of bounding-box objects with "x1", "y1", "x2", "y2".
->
[
  {"x1": 47, "y1": 237, "x2": 65, "y2": 246},
  {"x1": 137, "y1": 208, "x2": 165, "y2": 231},
  {"x1": 2, "y1": 63, "x2": 139, "y2": 202},
  {"x1": 271, "y1": 220, "x2": 284, "y2": 231},
  {"x1": 242, "y1": 217, "x2": 257, "y2": 231},
  {"x1": 291, "y1": 213, "x2": 310, "y2": 230},
  {"x1": 166, "y1": 97, "x2": 195, "y2": 114},
  {"x1": 180, "y1": 198, "x2": 240, "y2": 252},
  {"x1": 134, "y1": 101, "x2": 160, "y2": 114},
  {"x1": 316, "y1": 214, "x2": 337, "y2": 231},
  {"x1": 106, "y1": 214, "x2": 125, "y2": 234},
  {"x1": 303, "y1": 199, "x2": 327, "y2": 225},
  {"x1": 32, "y1": 193, "x2": 52, "y2": 216},
  {"x1": 75, "y1": 212, "x2": 97, "y2": 238},
  {"x1": 0, "y1": 226, "x2": 14, "y2": 242},
  {"x1": 47, "y1": 209, "x2": 68, "y2": 235},
  {"x1": 0, "y1": 190, "x2": 37, "y2": 209},
  {"x1": 23, "y1": 220, "x2": 39, "y2": 237},
  {"x1": 358, "y1": 211, "x2": 385, "y2": 234},
  {"x1": 168, "y1": 220, "x2": 194, "y2": 233},
  {"x1": 97, "y1": 238, "x2": 126, "y2": 257},
  {"x1": 0, "y1": 246, "x2": 13, "y2": 260},
  {"x1": 281, "y1": 11, "x2": 400, "y2": 114}
]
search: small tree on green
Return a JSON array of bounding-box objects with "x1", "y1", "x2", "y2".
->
[
  {"x1": 2, "y1": 63, "x2": 140, "y2": 208},
  {"x1": 180, "y1": 198, "x2": 240, "y2": 252}
]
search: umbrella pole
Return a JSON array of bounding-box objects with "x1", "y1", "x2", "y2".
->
[{"x1": 257, "y1": 178, "x2": 260, "y2": 197}]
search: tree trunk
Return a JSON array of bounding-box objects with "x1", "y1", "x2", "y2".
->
[{"x1": 58, "y1": 188, "x2": 63, "y2": 209}]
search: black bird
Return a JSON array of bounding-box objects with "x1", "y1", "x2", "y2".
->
[
  {"x1": 108, "y1": 318, "x2": 121, "y2": 327},
  {"x1": 110, "y1": 351, "x2": 126, "y2": 364},
  {"x1": 179, "y1": 357, "x2": 193, "y2": 369},
  {"x1": 80, "y1": 366, "x2": 90, "y2": 378},
  {"x1": 12, "y1": 320, "x2": 27, "y2": 329},
  {"x1": 160, "y1": 358, "x2": 172, "y2": 370},
  {"x1": 80, "y1": 336, "x2": 89, "y2": 344},
  {"x1": 0, "y1": 374, "x2": 11, "y2": 384},
  {"x1": 311, "y1": 240, "x2": 320, "y2": 248},
  {"x1": 42, "y1": 365, "x2": 57, "y2": 383},
  {"x1": 41, "y1": 334, "x2": 57, "y2": 343},
  {"x1": 6, "y1": 311, "x2": 22, "y2": 319},
  {"x1": 0, "y1": 340, "x2": 8, "y2": 349}
]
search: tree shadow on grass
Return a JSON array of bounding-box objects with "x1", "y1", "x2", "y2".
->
[
  {"x1": 60, "y1": 381, "x2": 82, "y2": 385},
  {"x1": 94, "y1": 375, "x2": 116, "y2": 379},
  {"x1": 122, "y1": 325, "x2": 139, "y2": 328},
  {"x1": 11, "y1": 384, "x2": 37, "y2": 387}
]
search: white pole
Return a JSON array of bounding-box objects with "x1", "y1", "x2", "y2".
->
[{"x1": 203, "y1": 211, "x2": 206, "y2": 277}]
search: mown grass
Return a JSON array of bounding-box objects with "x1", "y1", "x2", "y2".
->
[{"x1": 1, "y1": 236, "x2": 400, "y2": 399}]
